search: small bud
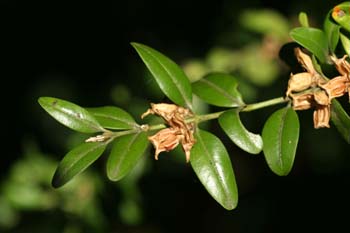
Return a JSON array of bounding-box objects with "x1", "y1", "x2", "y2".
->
[{"x1": 313, "y1": 105, "x2": 330, "y2": 129}]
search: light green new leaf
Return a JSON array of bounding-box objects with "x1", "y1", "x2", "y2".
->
[
  {"x1": 52, "y1": 142, "x2": 107, "y2": 188},
  {"x1": 290, "y1": 27, "x2": 329, "y2": 63},
  {"x1": 219, "y1": 109, "x2": 263, "y2": 154},
  {"x1": 88, "y1": 106, "x2": 138, "y2": 130},
  {"x1": 324, "y1": 10, "x2": 340, "y2": 52},
  {"x1": 107, "y1": 132, "x2": 149, "y2": 181},
  {"x1": 131, "y1": 42, "x2": 192, "y2": 109},
  {"x1": 38, "y1": 97, "x2": 104, "y2": 133},
  {"x1": 332, "y1": 2, "x2": 350, "y2": 32},
  {"x1": 190, "y1": 129, "x2": 238, "y2": 210},
  {"x1": 262, "y1": 107, "x2": 299, "y2": 176},
  {"x1": 192, "y1": 73, "x2": 244, "y2": 107},
  {"x1": 331, "y1": 99, "x2": 350, "y2": 144},
  {"x1": 340, "y1": 33, "x2": 350, "y2": 57},
  {"x1": 298, "y1": 12, "x2": 309, "y2": 27}
]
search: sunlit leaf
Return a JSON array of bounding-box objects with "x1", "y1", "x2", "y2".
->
[
  {"x1": 107, "y1": 132, "x2": 149, "y2": 181},
  {"x1": 262, "y1": 107, "x2": 299, "y2": 176},
  {"x1": 192, "y1": 73, "x2": 244, "y2": 107},
  {"x1": 52, "y1": 142, "x2": 107, "y2": 188},
  {"x1": 290, "y1": 27, "x2": 329, "y2": 63},
  {"x1": 324, "y1": 9, "x2": 340, "y2": 52},
  {"x1": 131, "y1": 42, "x2": 193, "y2": 109},
  {"x1": 298, "y1": 12, "x2": 309, "y2": 27},
  {"x1": 219, "y1": 109, "x2": 263, "y2": 154},
  {"x1": 340, "y1": 33, "x2": 350, "y2": 57},
  {"x1": 190, "y1": 129, "x2": 238, "y2": 210},
  {"x1": 331, "y1": 99, "x2": 350, "y2": 144},
  {"x1": 88, "y1": 106, "x2": 138, "y2": 130},
  {"x1": 38, "y1": 97, "x2": 104, "y2": 133}
]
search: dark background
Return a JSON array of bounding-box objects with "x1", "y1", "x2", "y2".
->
[{"x1": 2, "y1": 0, "x2": 350, "y2": 232}]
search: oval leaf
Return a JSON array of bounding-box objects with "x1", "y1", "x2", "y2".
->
[
  {"x1": 331, "y1": 99, "x2": 350, "y2": 143},
  {"x1": 324, "y1": 10, "x2": 340, "y2": 52},
  {"x1": 262, "y1": 107, "x2": 299, "y2": 176},
  {"x1": 131, "y1": 42, "x2": 192, "y2": 109},
  {"x1": 87, "y1": 106, "x2": 138, "y2": 130},
  {"x1": 52, "y1": 142, "x2": 107, "y2": 188},
  {"x1": 190, "y1": 129, "x2": 238, "y2": 210},
  {"x1": 340, "y1": 33, "x2": 350, "y2": 57},
  {"x1": 38, "y1": 97, "x2": 104, "y2": 133},
  {"x1": 290, "y1": 27, "x2": 329, "y2": 63},
  {"x1": 107, "y1": 132, "x2": 149, "y2": 181},
  {"x1": 219, "y1": 109, "x2": 263, "y2": 154},
  {"x1": 192, "y1": 73, "x2": 244, "y2": 107}
]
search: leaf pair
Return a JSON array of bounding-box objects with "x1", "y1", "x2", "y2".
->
[{"x1": 39, "y1": 97, "x2": 149, "y2": 188}]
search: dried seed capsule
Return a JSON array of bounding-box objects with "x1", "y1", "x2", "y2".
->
[
  {"x1": 294, "y1": 47, "x2": 316, "y2": 74},
  {"x1": 313, "y1": 105, "x2": 330, "y2": 129},
  {"x1": 313, "y1": 89, "x2": 330, "y2": 106},
  {"x1": 286, "y1": 72, "x2": 315, "y2": 96},
  {"x1": 320, "y1": 75, "x2": 349, "y2": 100},
  {"x1": 290, "y1": 93, "x2": 314, "y2": 110}
]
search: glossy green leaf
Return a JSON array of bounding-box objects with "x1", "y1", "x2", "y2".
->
[
  {"x1": 324, "y1": 10, "x2": 340, "y2": 52},
  {"x1": 190, "y1": 129, "x2": 238, "y2": 210},
  {"x1": 290, "y1": 27, "x2": 329, "y2": 63},
  {"x1": 131, "y1": 42, "x2": 192, "y2": 109},
  {"x1": 219, "y1": 109, "x2": 263, "y2": 154},
  {"x1": 331, "y1": 99, "x2": 350, "y2": 143},
  {"x1": 52, "y1": 142, "x2": 107, "y2": 188},
  {"x1": 38, "y1": 97, "x2": 104, "y2": 133},
  {"x1": 107, "y1": 132, "x2": 149, "y2": 181},
  {"x1": 262, "y1": 107, "x2": 299, "y2": 176},
  {"x1": 192, "y1": 73, "x2": 244, "y2": 107},
  {"x1": 340, "y1": 33, "x2": 350, "y2": 57},
  {"x1": 332, "y1": 2, "x2": 350, "y2": 32},
  {"x1": 87, "y1": 106, "x2": 137, "y2": 130},
  {"x1": 298, "y1": 12, "x2": 309, "y2": 27}
]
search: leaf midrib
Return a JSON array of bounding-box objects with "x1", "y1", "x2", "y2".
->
[
  {"x1": 200, "y1": 79, "x2": 240, "y2": 105},
  {"x1": 141, "y1": 46, "x2": 192, "y2": 109},
  {"x1": 197, "y1": 132, "x2": 231, "y2": 203}
]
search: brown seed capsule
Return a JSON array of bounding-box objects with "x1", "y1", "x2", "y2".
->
[
  {"x1": 142, "y1": 103, "x2": 196, "y2": 162},
  {"x1": 313, "y1": 105, "x2": 330, "y2": 129},
  {"x1": 148, "y1": 128, "x2": 183, "y2": 160},
  {"x1": 331, "y1": 55, "x2": 350, "y2": 77},
  {"x1": 320, "y1": 76, "x2": 349, "y2": 100},
  {"x1": 313, "y1": 89, "x2": 330, "y2": 106},
  {"x1": 294, "y1": 47, "x2": 316, "y2": 74},
  {"x1": 290, "y1": 93, "x2": 314, "y2": 110},
  {"x1": 286, "y1": 72, "x2": 315, "y2": 96}
]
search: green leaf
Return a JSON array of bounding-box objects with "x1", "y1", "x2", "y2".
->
[
  {"x1": 131, "y1": 42, "x2": 192, "y2": 109},
  {"x1": 38, "y1": 97, "x2": 104, "y2": 133},
  {"x1": 87, "y1": 106, "x2": 138, "y2": 130},
  {"x1": 262, "y1": 107, "x2": 299, "y2": 176},
  {"x1": 192, "y1": 73, "x2": 244, "y2": 107},
  {"x1": 52, "y1": 142, "x2": 107, "y2": 188},
  {"x1": 219, "y1": 109, "x2": 263, "y2": 154},
  {"x1": 107, "y1": 132, "x2": 149, "y2": 181},
  {"x1": 290, "y1": 27, "x2": 329, "y2": 63},
  {"x1": 298, "y1": 12, "x2": 309, "y2": 27},
  {"x1": 190, "y1": 129, "x2": 238, "y2": 210},
  {"x1": 324, "y1": 10, "x2": 340, "y2": 52},
  {"x1": 340, "y1": 33, "x2": 350, "y2": 57},
  {"x1": 331, "y1": 99, "x2": 350, "y2": 144},
  {"x1": 332, "y1": 2, "x2": 350, "y2": 32}
]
